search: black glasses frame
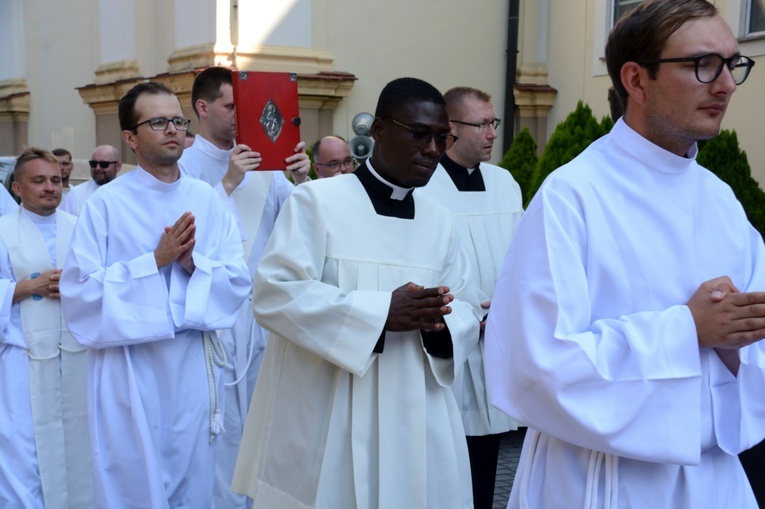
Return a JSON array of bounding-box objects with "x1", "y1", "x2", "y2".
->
[
  {"x1": 451, "y1": 118, "x2": 502, "y2": 131},
  {"x1": 129, "y1": 116, "x2": 192, "y2": 132},
  {"x1": 88, "y1": 160, "x2": 118, "y2": 169},
  {"x1": 637, "y1": 54, "x2": 755, "y2": 85},
  {"x1": 384, "y1": 117, "x2": 458, "y2": 150}
]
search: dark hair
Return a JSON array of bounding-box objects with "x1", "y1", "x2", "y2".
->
[
  {"x1": 15, "y1": 147, "x2": 58, "y2": 179},
  {"x1": 51, "y1": 148, "x2": 72, "y2": 159},
  {"x1": 119, "y1": 81, "x2": 175, "y2": 132},
  {"x1": 374, "y1": 77, "x2": 445, "y2": 119},
  {"x1": 443, "y1": 87, "x2": 492, "y2": 120},
  {"x1": 191, "y1": 67, "x2": 233, "y2": 118},
  {"x1": 606, "y1": 0, "x2": 717, "y2": 107}
]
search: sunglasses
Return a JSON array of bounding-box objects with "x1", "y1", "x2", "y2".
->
[{"x1": 89, "y1": 160, "x2": 118, "y2": 169}]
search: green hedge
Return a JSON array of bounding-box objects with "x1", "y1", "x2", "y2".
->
[
  {"x1": 498, "y1": 127, "x2": 537, "y2": 204},
  {"x1": 697, "y1": 130, "x2": 765, "y2": 237}
]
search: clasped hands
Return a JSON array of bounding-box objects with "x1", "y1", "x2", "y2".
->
[
  {"x1": 385, "y1": 282, "x2": 454, "y2": 332},
  {"x1": 155, "y1": 212, "x2": 196, "y2": 275}
]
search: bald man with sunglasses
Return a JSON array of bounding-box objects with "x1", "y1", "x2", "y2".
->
[{"x1": 59, "y1": 145, "x2": 122, "y2": 216}]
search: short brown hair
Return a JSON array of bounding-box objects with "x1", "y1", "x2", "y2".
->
[
  {"x1": 605, "y1": 0, "x2": 717, "y2": 107},
  {"x1": 119, "y1": 81, "x2": 176, "y2": 132},
  {"x1": 15, "y1": 147, "x2": 59, "y2": 179},
  {"x1": 443, "y1": 87, "x2": 492, "y2": 120}
]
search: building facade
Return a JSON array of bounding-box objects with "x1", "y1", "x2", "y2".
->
[{"x1": 1, "y1": 0, "x2": 763, "y2": 180}]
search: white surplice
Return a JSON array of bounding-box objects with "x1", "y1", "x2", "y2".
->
[
  {"x1": 421, "y1": 162, "x2": 523, "y2": 436},
  {"x1": 485, "y1": 119, "x2": 765, "y2": 509},
  {"x1": 180, "y1": 135, "x2": 294, "y2": 509},
  {"x1": 60, "y1": 167, "x2": 251, "y2": 509},
  {"x1": 58, "y1": 179, "x2": 101, "y2": 216},
  {"x1": 0, "y1": 208, "x2": 90, "y2": 509},
  {"x1": 231, "y1": 169, "x2": 483, "y2": 509},
  {"x1": 0, "y1": 186, "x2": 18, "y2": 216}
]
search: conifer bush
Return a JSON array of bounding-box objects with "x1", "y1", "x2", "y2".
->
[
  {"x1": 498, "y1": 127, "x2": 538, "y2": 203},
  {"x1": 525, "y1": 101, "x2": 608, "y2": 207},
  {"x1": 697, "y1": 130, "x2": 765, "y2": 237}
]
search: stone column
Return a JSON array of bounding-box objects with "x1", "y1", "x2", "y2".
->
[{"x1": 0, "y1": 0, "x2": 29, "y2": 154}]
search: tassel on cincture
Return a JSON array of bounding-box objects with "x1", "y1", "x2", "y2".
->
[{"x1": 211, "y1": 409, "x2": 225, "y2": 437}]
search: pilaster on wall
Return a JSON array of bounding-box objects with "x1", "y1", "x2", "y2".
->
[
  {"x1": 167, "y1": 43, "x2": 236, "y2": 74},
  {"x1": 94, "y1": 59, "x2": 141, "y2": 86},
  {"x1": 78, "y1": 69, "x2": 357, "y2": 164},
  {"x1": 513, "y1": 63, "x2": 557, "y2": 156},
  {"x1": 0, "y1": 78, "x2": 30, "y2": 155}
]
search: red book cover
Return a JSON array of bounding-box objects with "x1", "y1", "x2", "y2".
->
[{"x1": 231, "y1": 71, "x2": 301, "y2": 171}]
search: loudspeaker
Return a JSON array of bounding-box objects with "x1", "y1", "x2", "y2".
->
[
  {"x1": 349, "y1": 136, "x2": 374, "y2": 161},
  {"x1": 352, "y1": 112, "x2": 375, "y2": 137}
]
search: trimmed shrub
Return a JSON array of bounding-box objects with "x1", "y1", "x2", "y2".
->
[
  {"x1": 697, "y1": 130, "x2": 765, "y2": 237},
  {"x1": 498, "y1": 127, "x2": 538, "y2": 203},
  {"x1": 525, "y1": 101, "x2": 607, "y2": 207}
]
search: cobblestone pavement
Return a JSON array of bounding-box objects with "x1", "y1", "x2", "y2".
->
[{"x1": 493, "y1": 428, "x2": 526, "y2": 509}]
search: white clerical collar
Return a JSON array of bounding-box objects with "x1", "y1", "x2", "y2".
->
[
  {"x1": 192, "y1": 134, "x2": 235, "y2": 161},
  {"x1": 134, "y1": 166, "x2": 183, "y2": 193},
  {"x1": 612, "y1": 118, "x2": 697, "y2": 175},
  {"x1": 21, "y1": 206, "x2": 56, "y2": 224},
  {"x1": 365, "y1": 160, "x2": 413, "y2": 200}
]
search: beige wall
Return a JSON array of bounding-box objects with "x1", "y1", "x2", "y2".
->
[
  {"x1": 6, "y1": 0, "x2": 765, "y2": 181},
  {"x1": 523, "y1": 0, "x2": 765, "y2": 181}
]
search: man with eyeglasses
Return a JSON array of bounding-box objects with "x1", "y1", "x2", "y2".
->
[
  {"x1": 60, "y1": 81, "x2": 251, "y2": 509},
  {"x1": 178, "y1": 66, "x2": 311, "y2": 509},
  {"x1": 312, "y1": 135, "x2": 356, "y2": 178},
  {"x1": 421, "y1": 86, "x2": 523, "y2": 509},
  {"x1": 232, "y1": 77, "x2": 483, "y2": 508},
  {"x1": 485, "y1": 1, "x2": 765, "y2": 508},
  {"x1": 59, "y1": 144, "x2": 122, "y2": 216}
]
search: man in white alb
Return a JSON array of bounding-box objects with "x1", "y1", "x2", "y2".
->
[
  {"x1": 59, "y1": 144, "x2": 121, "y2": 216},
  {"x1": 178, "y1": 65, "x2": 310, "y2": 509},
  {"x1": 421, "y1": 86, "x2": 523, "y2": 509},
  {"x1": 232, "y1": 77, "x2": 483, "y2": 509},
  {"x1": 485, "y1": 1, "x2": 765, "y2": 507},
  {"x1": 52, "y1": 148, "x2": 73, "y2": 200},
  {"x1": 0, "y1": 148, "x2": 91, "y2": 508},
  {"x1": 60, "y1": 82, "x2": 251, "y2": 508}
]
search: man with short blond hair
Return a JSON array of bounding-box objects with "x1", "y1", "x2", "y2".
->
[{"x1": 0, "y1": 148, "x2": 92, "y2": 508}]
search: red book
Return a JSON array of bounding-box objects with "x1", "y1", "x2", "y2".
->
[{"x1": 231, "y1": 71, "x2": 301, "y2": 171}]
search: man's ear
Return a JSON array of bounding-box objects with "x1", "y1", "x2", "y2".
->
[
  {"x1": 121, "y1": 130, "x2": 138, "y2": 152},
  {"x1": 195, "y1": 99, "x2": 208, "y2": 119},
  {"x1": 371, "y1": 117, "x2": 384, "y2": 142},
  {"x1": 621, "y1": 61, "x2": 648, "y2": 105}
]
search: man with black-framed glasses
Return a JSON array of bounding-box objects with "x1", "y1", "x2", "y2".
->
[
  {"x1": 421, "y1": 86, "x2": 523, "y2": 509},
  {"x1": 232, "y1": 77, "x2": 483, "y2": 508},
  {"x1": 59, "y1": 144, "x2": 122, "y2": 216},
  {"x1": 60, "y1": 81, "x2": 251, "y2": 509},
  {"x1": 486, "y1": 1, "x2": 765, "y2": 508}
]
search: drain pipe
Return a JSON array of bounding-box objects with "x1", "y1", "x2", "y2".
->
[{"x1": 503, "y1": 0, "x2": 520, "y2": 154}]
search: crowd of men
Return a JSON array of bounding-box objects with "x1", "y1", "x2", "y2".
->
[{"x1": 2, "y1": 1, "x2": 765, "y2": 508}]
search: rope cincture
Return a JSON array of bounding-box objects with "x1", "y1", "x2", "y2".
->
[
  {"x1": 203, "y1": 331, "x2": 227, "y2": 443},
  {"x1": 518, "y1": 428, "x2": 619, "y2": 509}
]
